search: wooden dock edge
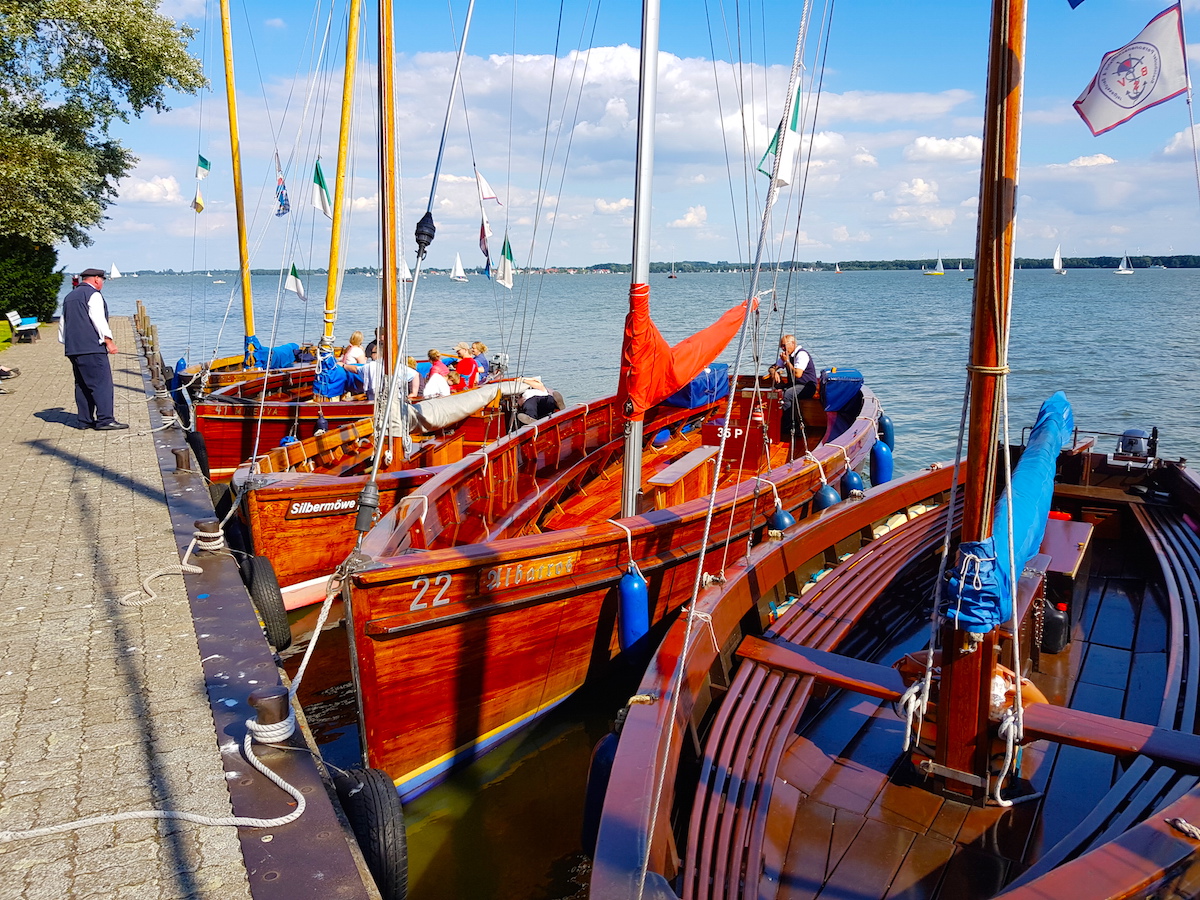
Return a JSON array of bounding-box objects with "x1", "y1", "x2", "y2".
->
[{"x1": 131, "y1": 318, "x2": 380, "y2": 900}]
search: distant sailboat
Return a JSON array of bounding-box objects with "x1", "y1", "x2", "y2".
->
[
  {"x1": 1115, "y1": 253, "x2": 1134, "y2": 275},
  {"x1": 400, "y1": 258, "x2": 413, "y2": 283},
  {"x1": 108, "y1": 264, "x2": 122, "y2": 279},
  {"x1": 834, "y1": 262, "x2": 843, "y2": 274},
  {"x1": 668, "y1": 260, "x2": 677, "y2": 278},
  {"x1": 924, "y1": 253, "x2": 944, "y2": 275},
  {"x1": 958, "y1": 260, "x2": 964, "y2": 272},
  {"x1": 449, "y1": 252, "x2": 469, "y2": 283},
  {"x1": 1053, "y1": 244, "x2": 1066, "y2": 275}
]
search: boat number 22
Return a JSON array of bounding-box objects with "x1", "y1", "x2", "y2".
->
[{"x1": 409, "y1": 573, "x2": 453, "y2": 610}]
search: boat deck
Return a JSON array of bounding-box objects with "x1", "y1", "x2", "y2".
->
[
  {"x1": 755, "y1": 526, "x2": 1196, "y2": 899},
  {"x1": 0, "y1": 318, "x2": 374, "y2": 899}
]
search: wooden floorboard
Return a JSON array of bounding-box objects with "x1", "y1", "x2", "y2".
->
[
  {"x1": 882, "y1": 834, "x2": 955, "y2": 900},
  {"x1": 819, "y1": 817, "x2": 916, "y2": 899}
]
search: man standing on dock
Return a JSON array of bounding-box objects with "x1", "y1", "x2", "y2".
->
[{"x1": 59, "y1": 267, "x2": 128, "y2": 431}]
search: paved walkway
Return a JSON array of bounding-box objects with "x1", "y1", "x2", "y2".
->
[{"x1": 0, "y1": 319, "x2": 253, "y2": 900}]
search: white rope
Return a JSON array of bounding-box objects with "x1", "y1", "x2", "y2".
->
[
  {"x1": 607, "y1": 518, "x2": 636, "y2": 565},
  {"x1": 992, "y1": 707, "x2": 1018, "y2": 808},
  {"x1": 681, "y1": 606, "x2": 719, "y2": 651},
  {"x1": 114, "y1": 529, "x2": 222, "y2": 608},
  {"x1": 802, "y1": 452, "x2": 828, "y2": 486},
  {"x1": 898, "y1": 681, "x2": 924, "y2": 753},
  {"x1": 1167, "y1": 817, "x2": 1200, "y2": 840}
]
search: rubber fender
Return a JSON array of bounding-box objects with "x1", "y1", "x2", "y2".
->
[
  {"x1": 652, "y1": 428, "x2": 671, "y2": 447},
  {"x1": 841, "y1": 470, "x2": 865, "y2": 496},
  {"x1": 247, "y1": 556, "x2": 292, "y2": 651},
  {"x1": 878, "y1": 413, "x2": 896, "y2": 450},
  {"x1": 617, "y1": 565, "x2": 650, "y2": 652},
  {"x1": 813, "y1": 483, "x2": 841, "y2": 511},
  {"x1": 767, "y1": 506, "x2": 795, "y2": 531},
  {"x1": 581, "y1": 732, "x2": 618, "y2": 856},
  {"x1": 334, "y1": 768, "x2": 408, "y2": 900},
  {"x1": 870, "y1": 439, "x2": 894, "y2": 485},
  {"x1": 280, "y1": 434, "x2": 300, "y2": 446},
  {"x1": 184, "y1": 429, "x2": 211, "y2": 479}
]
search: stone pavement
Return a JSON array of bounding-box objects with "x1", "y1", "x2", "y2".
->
[{"x1": 0, "y1": 319, "x2": 253, "y2": 900}]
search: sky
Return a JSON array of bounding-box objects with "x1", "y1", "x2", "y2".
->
[{"x1": 65, "y1": 0, "x2": 1200, "y2": 273}]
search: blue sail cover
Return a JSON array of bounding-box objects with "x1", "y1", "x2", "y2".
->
[
  {"x1": 312, "y1": 349, "x2": 348, "y2": 398},
  {"x1": 942, "y1": 391, "x2": 1074, "y2": 631},
  {"x1": 242, "y1": 335, "x2": 300, "y2": 369}
]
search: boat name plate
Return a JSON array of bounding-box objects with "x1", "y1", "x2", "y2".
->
[
  {"x1": 482, "y1": 552, "x2": 581, "y2": 592},
  {"x1": 285, "y1": 497, "x2": 359, "y2": 519}
]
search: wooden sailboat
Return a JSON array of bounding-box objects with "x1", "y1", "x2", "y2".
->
[
  {"x1": 1116, "y1": 253, "x2": 1134, "y2": 274},
  {"x1": 1053, "y1": 244, "x2": 1066, "y2": 275},
  {"x1": 338, "y1": 0, "x2": 889, "y2": 802},
  {"x1": 449, "y1": 252, "x2": 470, "y2": 282},
  {"x1": 589, "y1": 3, "x2": 1200, "y2": 898}
]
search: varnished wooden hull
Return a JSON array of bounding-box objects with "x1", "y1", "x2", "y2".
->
[
  {"x1": 348, "y1": 383, "x2": 883, "y2": 798},
  {"x1": 589, "y1": 453, "x2": 1200, "y2": 899}
]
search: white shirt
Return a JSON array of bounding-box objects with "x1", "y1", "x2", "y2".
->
[{"x1": 422, "y1": 371, "x2": 450, "y2": 399}]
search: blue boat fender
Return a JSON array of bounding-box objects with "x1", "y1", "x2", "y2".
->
[
  {"x1": 813, "y1": 483, "x2": 841, "y2": 511},
  {"x1": 315, "y1": 411, "x2": 329, "y2": 436},
  {"x1": 878, "y1": 413, "x2": 896, "y2": 450},
  {"x1": 581, "y1": 731, "x2": 619, "y2": 856},
  {"x1": 280, "y1": 434, "x2": 300, "y2": 447},
  {"x1": 871, "y1": 439, "x2": 894, "y2": 485},
  {"x1": 767, "y1": 502, "x2": 795, "y2": 531},
  {"x1": 652, "y1": 428, "x2": 671, "y2": 447},
  {"x1": 841, "y1": 470, "x2": 865, "y2": 496},
  {"x1": 617, "y1": 562, "x2": 650, "y2": 652}
]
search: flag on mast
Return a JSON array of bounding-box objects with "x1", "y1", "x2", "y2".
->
[
  {"x1": 476, "y1": 169, "x2": 501, "y2": 205},
  {"x1": 274, "y1": 153, "x2": 291, "y2": 217},
  {"x1": 312, "y1": 160, "x2": 333, "y2": 218},
  {"x1": 196, "y1": 154, "x2": 211, "y2": 180},
  {"x1": 497, "y1": 234, "x2": 515, "y2": 290},
  {"x1": 285, "y1": 263, "x2": 307, "y2": 302},
  {"x1": 1074, "y1": 3, "x2": 1188, "y2": 136},
  {"x1": 479, "y1": 207, "x2": 493, "y2": 260},
  {"x1": 757, "y1": 83, "x2": 803, "y2": 189},
  {"x1": 190, "y1": 187, "x2": 205, "y2": 213}
]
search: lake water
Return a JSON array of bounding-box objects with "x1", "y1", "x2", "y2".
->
[{"x1": 92, "y1": 265, "x2": 1200, "y2": 898}]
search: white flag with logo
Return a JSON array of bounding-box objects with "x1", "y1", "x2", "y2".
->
[{"x1": 1074, "y1": 3, "x2": 1188, "y2": 136}]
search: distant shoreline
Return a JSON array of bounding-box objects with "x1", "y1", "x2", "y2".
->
[{"x1": 98, "y1": 255, "x2": 1195, "y2": 278}]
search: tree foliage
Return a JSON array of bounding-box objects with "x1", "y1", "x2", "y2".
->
[
  {"x1": 0, "y1": 0, "x2": 206, "y2": 247},
  {"x1": 0, "y1": 235, "x2": 63, "y2": 322}
]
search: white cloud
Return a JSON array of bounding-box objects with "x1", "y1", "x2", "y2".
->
[
  {"x1": 822, "y1": 89, "x2": 973, "y2": 123},
  {"x1": 1164, "y1": 126, "x2": 1200, "y2": 155},
  {"x1": 832, "y1": 225, "x2": 870, "y2": 243},
  {"x1": 352, "y1": 194, "x2": 379, "y2": 212},
  {"x1": 158, "y1": 0, "x2": 205, "y2": 21},
  {"x1": 594, "y1": 198, "x2": 632, "y2": 215},
  {"x1": 669, "y1": 206, "x2": 707, "y2": 228},
  {"x1": 888, "y1": 207, "x2": 957, "y2": 229},
  {"x1": 265, "y1": 18, "x2": 286, "y2": 29},
  {"x1": 903, "y1": 135, "x2": 982, "y2": 162},
  {"x1": 1049, "y1": 153, "x2": 1117, "y2": 168},
  {"x1": 122, "y1": 175, "x2": 183, "y2": 205},
  {"x1": 851, "y1": 147, "x2": 877, "y2": 167}
]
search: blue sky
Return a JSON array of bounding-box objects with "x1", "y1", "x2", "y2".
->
[{"x1": 67, "y1": 0, "x2": 1200, "y2": 273}]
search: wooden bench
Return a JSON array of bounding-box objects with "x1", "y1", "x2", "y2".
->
[
  {"x1": 681, "y1": 500, "x2": 959, "y2": 900},
  {"x1": 646, "y1": 445, "x2": 718, "y2": 509},
  {"x1": 6, "y1": 310, "x2": 38, "y2": 343}
]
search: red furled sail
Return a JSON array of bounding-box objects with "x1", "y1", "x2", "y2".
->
[{"x1": 617, "y1": 282, "x2": 756, "y2": 421}]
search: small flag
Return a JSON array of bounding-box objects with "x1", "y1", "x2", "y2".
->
[
  {"x1": 285, "y1": 263, "x2": 307, "y2": 302},
  {"x1": 497, "y1": 234, "x2": 515, "y2": 290},
  {"x1": 196, "y1": 154, "x2": 211, "y2": 180},
  {"x1": 476, "y1": 169, "x2": 502, "y2": 205},
  {"x1": 1074, "y1": 3, "x2": 1188, "y2": 136},
  {"x1": 313, "y1": 160, "x2": 332, "y2": 218},
  {"x1": 757, "y1": 84, "x2": 803, "y2": 189},
  {"x1": 191, "y1": 187, "x2": 205, "y2": 213},
  {"x1": 274, "y1": 153, "x2": 290, "y2": 217},
  {"x1": 479, "y1": 208, "x2": 492, "y2": 260}
]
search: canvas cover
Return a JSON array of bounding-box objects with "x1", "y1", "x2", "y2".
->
[
  {"x1": 312, "y1": 349, "x2": 348, "y2": 398},
  {"x1": 943, "y1": 391, "x2": 1074, "y2": 632},
  {"x1": 663, "y1": 364, "x2": 730, "y2": 409},
  {"x1": 617, "y1": 283, "x2": 755, "y2": 421},
  {"x1": 385, "y1": 380, "x2": 526, "y2": 436}
]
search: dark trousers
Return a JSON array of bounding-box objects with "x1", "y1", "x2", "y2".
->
[
  {"x1": 521, "y1": 394, "x2": 558, "y2": 420},
  {"x1": 780, "y1": 381, "x2": 817, "y2": 439},
  {"x1": 69, "y1": 352, "x2": 116, "y2": 427}
]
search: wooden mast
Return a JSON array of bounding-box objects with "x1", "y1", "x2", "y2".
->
[
  {"x1": 320, "y1": 0, "x2": 364, "y2": 349},
  {"x1": 619, "y1": 0, "x2": 662, "y2": 518},
  {"x1": 218, "y1": 0, "x2": 255, "y2": 346},
  {"x1": 378, "y1": 0, "x2": 399, "y2": 376},
  {"x1": 935, "y1": 0, "x2": 1026, "y2": 799}
]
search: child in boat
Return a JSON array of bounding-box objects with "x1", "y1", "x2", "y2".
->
[{"x1": 427, "y1": 349, "x2": 450, "y2": 378}]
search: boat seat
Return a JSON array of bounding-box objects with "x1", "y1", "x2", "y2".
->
[{"x1": 6, "y1": 310, "x2": 38, "y2": 342}]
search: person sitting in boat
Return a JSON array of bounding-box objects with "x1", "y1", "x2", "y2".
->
[
  {"x1": 341, "y1": 330, "x2": 368, "y2": 393},
  {"x1": 422, "y1": 367, "x2": 458, "y2": 399},
  {"x1": 451, "y1": 342, "x2": 479, "y2": 389},
  {"x1": 515, "y1": 377, "x2": 566, "y2": 426},
  {"x1": 769, "y1": 333, "x2": 818, "y2": 441},
  {"x1": 427, "y1": 349, "x2": 450, "y2": 379},
  {"x1": 471, "y1": 341, "x2": 491, "y2": 381},
  {"x1": 406, "y1": 356, "x2": 421, "y2": 400}
]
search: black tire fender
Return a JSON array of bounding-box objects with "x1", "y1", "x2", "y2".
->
[
  {"x1": 335, "y1": 768, "x2": 408, "y2": 900},
  {"x1": 185, "y1": 428, "x2": 211, "y2": 479},
  {"x1": 247, "y1": 555, "x2": 292, "y2": 651}
]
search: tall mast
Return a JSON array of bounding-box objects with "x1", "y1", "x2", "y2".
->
[
  {"x1": 619, "y1": 0, "x2": 662, "y2": 518},
  {"x1": 378, "y1": 0, "x2": 399, "y2": 375},
  {"x1": 321, "y1": 0, "x2": 364, "y2": 349},
  {"x1": 935, "y1": 0, "x2": 1026, "y2": 799},
  {"x1": 218, "y1": 0, "x2": 255, "y2": 345}
]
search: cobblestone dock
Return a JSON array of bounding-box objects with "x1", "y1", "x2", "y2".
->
[{"x1": 0, "y1": 319, "x2": 374, "y2": 900}]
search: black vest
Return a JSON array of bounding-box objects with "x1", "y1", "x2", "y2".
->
[{"x1": 62, "y1": 284, "x2": 108, "y2": 356}]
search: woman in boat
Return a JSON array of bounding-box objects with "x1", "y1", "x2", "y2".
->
[
  {"x1": 471, "y1": 341, "x2": 490, "y2": 381},
  {"x1": 341, "y1": 330, "x2": 368, "y2": 394}
]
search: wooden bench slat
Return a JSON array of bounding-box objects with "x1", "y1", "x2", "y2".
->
[
  {"x1": 647, "y1": 446, "x2": 719, "y2": 486},
  {"x1": 738, "y1": 635, "x2": 907, "y2": 701},
  {"x1": 1021, "y1": 702, "x2": 1200, "y2": 769}
]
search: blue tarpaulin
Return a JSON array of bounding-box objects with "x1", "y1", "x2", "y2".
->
[
  {"x1": 312, "y1": 349, "x2": 348, "y2": 398},
  {"x1": 942, "y1": 391, "x2": 1074, "y2": 632},
  {"x1": 242, "y1": 336, "x2": 299, "y2": 370},
  {"x1": 663, "y1": 364, "x2": 730, "y2": 408}
]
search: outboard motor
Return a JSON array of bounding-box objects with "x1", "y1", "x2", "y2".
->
[
  {"x1": 490, "y1": 352, "x2": 510, "y2": 378},
  {"x1": 1117, "y1": 428, "x2": 1150, "y2": 458}
]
